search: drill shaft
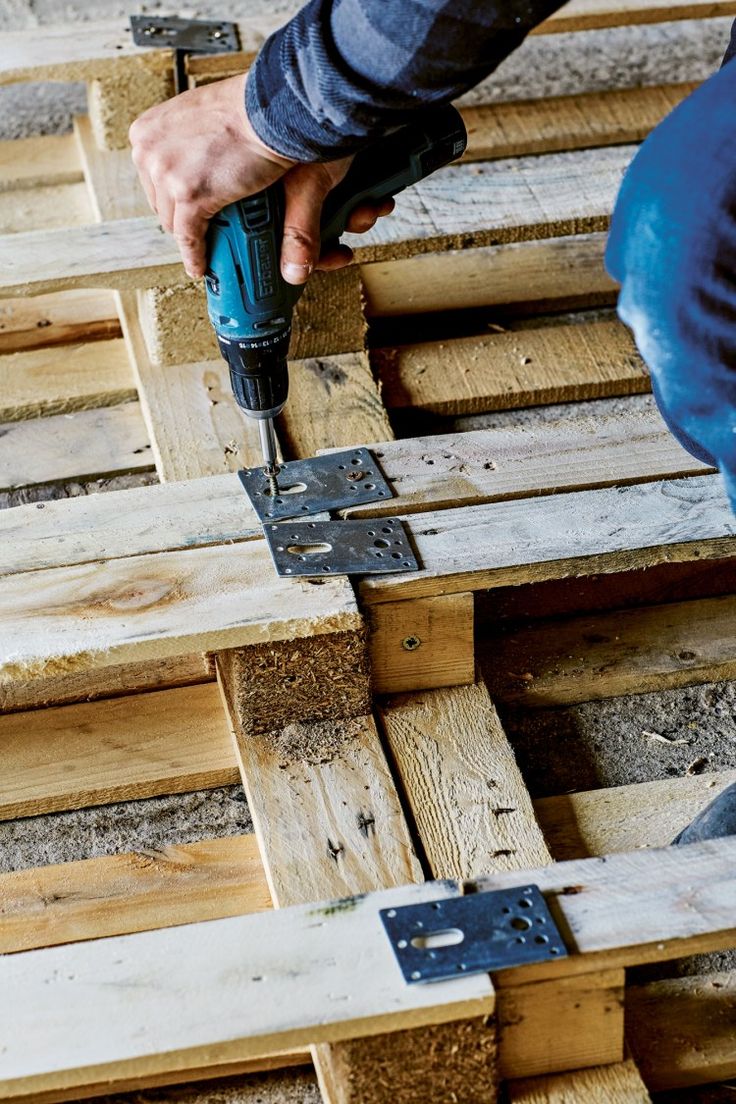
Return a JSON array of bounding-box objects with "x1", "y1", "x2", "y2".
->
[{"x1": 258, "y1": 417, "x2": 280, "y2": 495}]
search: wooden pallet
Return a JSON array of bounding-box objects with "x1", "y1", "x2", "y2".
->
[{"x1": 2, "y1": 5, "x2": 736, "y2": 1102}]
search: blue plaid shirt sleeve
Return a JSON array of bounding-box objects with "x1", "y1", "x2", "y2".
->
[{"x1": 245, "y1": 0, "x2": 568, "y2": 161}]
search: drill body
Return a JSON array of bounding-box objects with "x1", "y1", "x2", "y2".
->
[{"x1": 204, "y1": 104, "x2": 467, "y2": 480}]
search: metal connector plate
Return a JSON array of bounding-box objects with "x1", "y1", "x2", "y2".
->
[
  {"x1": 263, "y1": 517, "x2": 419, "y2": 576},
  {"x1": 130, "y1": 16, "x2": 240, "y2": 54},
  {"x1": 239, "y1": 448, "x2": 394, "y2": 523},
  {"x1": 380, "y1": 885, "x2": 567, "y2": 984}
]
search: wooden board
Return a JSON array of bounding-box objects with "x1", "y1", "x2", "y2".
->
[
  {"x1": 0, "y1": 146, "x2": 631, "y2": 297},
  {"x1": 0, "y1": 402, "x2": 152, "y2": 491},
  {"x1": 359, "y1": 475, "x2": 736, "y2": 603},
  {"x1": 0, "y1": 290, "x2": 120, "y2": 355},
  {"x1": 0, "y1": 134, "x2": 81, "y2": 192},
  {"x1": 535, "y1": 770, "x2": 736, "y2": 860},
  {"x1": 367, "y1": 593, "x2": 475, "y2": 693},
  {"x1": 375, "y1": 320, "x2": 649, "y2": 415},
  {"x1": 0, "y1": 182, "x2": 92, "y2": 235},
  {"x1": 0, "y1": 881, "x2": 493, "y2": 1099},
  {"x1": 0, "y1": 683, "x2": 237, "y2": 821},
  {"x1": 0, "y1": 471, "x2": 257, "y2": 576},
  {"x1": 334, "y1": 404, "x2": 711, "y2": 519},
  {"x1": 483, "y1": 593, "x2": 736, "y2": 706},
  {"x1": 0, "y1": 339, "x2": 135, "y2": 422},
  {"x1": 361, "y1": 232, "x2": 613, "y2": 316},
  {"x1": 537, "y1": 0, "x2": 736, "y2": 31},
  {"x1": 462, "y1": 83, "x2": 695, "y2": 162},
  {"x1": 0, "y1": 834, "x2": 269, "y2": 954},
  {"x1": 508, "y1": 1060, "x2": 651, "y2": 1102},
  {"x1": 0, "y1": 541, "x2": 361, "y2": 694}
]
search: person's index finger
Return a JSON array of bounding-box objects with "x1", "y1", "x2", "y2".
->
[{"x1": 173, "y1": 204, "x2": 210, "y2": 279}]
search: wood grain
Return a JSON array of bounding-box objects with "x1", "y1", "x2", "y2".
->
[
  {"x1": 0, "y1": 339, "x2": 135, "y2": 422},
  {"x1": 0, "y1": 401, "x2": 152, "y2": 491},
  {"x1": 483, "y1": 593, "x2": 736, "y2": 706},
  {"x1": 359, "y1": 475, "x2": 736, "y2": 604},
  {"x1": 535, "y1": 770, "x2": 736, "y2": 860},
  {"x1": 0, "y1": 289, "x2": 120, "y2": 355},
  {"x1": 0, "y1": 835, "x2": 268, "y2": 953},
  {"x1": 0, "y1": 134, "x2": 81, "y2": 192},
  {"x1": 367, "y1": 593, "x2": 475, "y2": 694},
  {"x1": 508, "y1": 1060, "x2": 651, "y2": 1102},
  {"x1": 375, "y1": 320, "x2": 648, "y2": 415},
  {"x1": 0, "y1": 683, "x2": 237, "y2": 821}
]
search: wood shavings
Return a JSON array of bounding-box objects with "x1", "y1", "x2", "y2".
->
[{"x1": 642, "y1": 730, "x2": 687, "y2": 745}]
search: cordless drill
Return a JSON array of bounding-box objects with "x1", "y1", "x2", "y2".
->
[{"x1": 204, "y1": 104, "x2": 467, "y2": 493}]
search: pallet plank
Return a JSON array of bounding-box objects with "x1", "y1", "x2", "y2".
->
[
  {"x1": 0, "y1": 290, "x2": 120, "y2": 355},
  {"x1": 375, "y1": 320, "x2": 648, "y2": 415},
  {"x1": 0, "y1": 182, "x2": 93, "y2": 235},
  {"x1": 0, "y1": 402, "x2": 152, "y2": 491},
  {"x1": 0, "y1": 339, "x2": 135, "y2": 422},
  {"x1": 359, "y1": 475, "x2": 735, "y2": 603},
  {"x1": 0, "y1": 135, "x2": 81, "y2": 192},
  {"x1": 0, "y1": 881, "x2": 493, "y2": 1098},
  {"x1": 0, "y1": 683, "x2": 237, "y2": 821},
  {"x1": 483, "y1": 593, "x2": 736, "y2": 706},
  {"x1": 508, "y1": 1060, "x2": 651, "y2": 1102}
]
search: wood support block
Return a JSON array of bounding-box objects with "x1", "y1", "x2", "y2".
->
[
  {"x1": 136, "y1": 266, "x2": 366, "y2": 368},
  {"x1": 508, "y1": 1060, "x2": 652, "y2": 1103},
  {"x1": 498, "y1": 970, "x2": 625, "y2": 1080},
  {"x1": 368, "y1": 593, "x2": 474, "y2": 694},
  {"x1": 218, "y1": 628, "x2": 371, "y2": 736},
  {"x1": 87, "y1": 62, "x2": 174, "y2": 150}
]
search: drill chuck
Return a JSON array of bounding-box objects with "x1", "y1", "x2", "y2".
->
[{"x1": 216, "y1": 330, "x2": 290, "y2": 419}]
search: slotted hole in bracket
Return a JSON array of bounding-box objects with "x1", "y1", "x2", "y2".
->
[
  {"x1": 411, "y1": 928, "x2": 465, "y2": 951},
  {"x1": 287, "y1": 543, "x2": 332, "y2": 555}
]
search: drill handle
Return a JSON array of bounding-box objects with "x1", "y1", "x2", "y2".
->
[{"x1": 319, "y1": 103, "x2": 467, "y2": 251}]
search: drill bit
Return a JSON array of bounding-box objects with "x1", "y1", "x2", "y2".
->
[{"x1": 258, "y1": 418, "x2": 280, "y2": 496}]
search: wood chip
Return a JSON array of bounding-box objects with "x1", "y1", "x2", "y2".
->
[{"x1": 642, "y1": 730, "x2": 687, "y2": 745}]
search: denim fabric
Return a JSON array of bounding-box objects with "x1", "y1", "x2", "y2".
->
[
  {"x1": 246, "y1": 0, "x2": 566, "y2": 161},
  {"x1": 606, "y1": 51, "x2": 736, "y2": 510}
]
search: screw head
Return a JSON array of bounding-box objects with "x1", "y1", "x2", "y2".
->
[
  {"x1": 402, "y1": 635, "x2": 421, "y2": 651},
  {"x1": 346, "y1": 470, "x2": 364, "y2": 482}
]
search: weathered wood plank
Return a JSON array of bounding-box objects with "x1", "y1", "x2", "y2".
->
[
  {"x1": 0, "y1": 134, "x2": 81, "y2": 192},
  {"x1": 376, "y1": 320, "x2": 648, "y2": 415},
  {"x1": 0, "y1": 182, "x2": 92, "y2": 235},
  {"x1": 0, "y1": 881, "x2": 493, "y2": 1100},
  {"x1": 359, "y1": 475, "x2": 736, "y2": 604},
  {"x1": 483, "y1": 593, "x2": 736, "y2": 706},
  {"x1": 537, "y1": 0, "x2": 736, "y2": 31},
  {"x1": 0, "y1": 683, "x2": 237, "y2": 821},
  {"x1": 0, "y1": 835, "x2": 268, "y2": 953},
  {"x1": 361, "y1": 232, "x2": 613, "y2": 316},
  {"x1": 334, "y1": 404, "x2": 711, "y2": 519},
  {"x1": 0, "y1": 147, "x2": 630, "y2": 297},
  {"x1": 0, "y1": 290, "x2": 120, "y2": 355},
  {"x1": 0, "y1": 542, "x2": 361, "y2": 696},
  {"x1": 367, "y1": 594, "x2": 475, "y2": 693},
  {"x1": 0, "y1": 339, "x2": 135, "y2": 422},
  {"x1": 462, "y1": 83, "x2": 695, "y2": 161},
  {"x1": 0, "y1": 402, "x2": 152, "y2": 491},
  {"x1": 535, "y1": 771, "x2": 736, "y2": 860}
]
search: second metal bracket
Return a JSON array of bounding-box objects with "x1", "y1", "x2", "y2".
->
[
  {"x1": 263, "y1": 517, "x2": 419, "y2": 576},
  {"x1": 239, "y1": 447, "x2": 394, "y2": 523}
]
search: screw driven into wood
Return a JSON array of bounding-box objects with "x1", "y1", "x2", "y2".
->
[{"x1": 402, "y1": 635, "x2": 422, "y2": 651}]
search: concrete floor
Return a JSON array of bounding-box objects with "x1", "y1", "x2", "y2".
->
[{"x1": 2, "y1": 4, "x2": 736, "y2": 1100}]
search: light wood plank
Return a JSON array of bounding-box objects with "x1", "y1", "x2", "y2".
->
[
  {"x1": 0, "y1": 182, "x2": 92, "y2": 235},
  {"x1": 483, "y1": 593, "x2": 736, "y2": 706},
  {"x1": 368, "y1": 594, "x2": 475, "y2": 693},
  {"x1": 0, "y1": 880, "x2": 493, "y2": 1100},
  {"x1": 535, "y1": 770, "x2": 736, "y2": 860},
  {"x1": 0, "y1": 401, "x2": 152, "y2": 491},
  {"x1": 537, "y1": 0, "x2": 736, "y2": 31},
  {"x1": 0, "y1": 290, "x2": 119, "y2": 355},
  {"x1": 627, "y1": 971, "x2": 736, "y2": 1091},
  {"x1": 0, "y1": 135, "x2": 81, "y2": 192},
  {"x1": 361, "y1": 232, "x2": 613, "y2": 316},
  {"x1": 0, "y1": 147, "x2": 630, "y2": 297},
  {"x1": 0, "y1": 835, "x2": 268, "y2": 953},
  {"x1": 333, "y1": 404, "x2": 711, "y2": 519},
  {"x1": 376, "y1": 320, "x2": 648, "y2": 415},
  {"x1": 0, "y1": 471, "x2": 258, "y2": 576},
  {"x1": 0, "y1": 541, "x2": 361, "y2": 695},
  {"x1": 74, "y1": 116, "x2": 149, "y2": 221},
  {"x1": 0, "y1": 339, "x2": 135, "y2": 421},
  {"x1": 0, "y1": 683, "x2": 237, "y2": 821},
  {"x1": 359, "y1": 475, "x2": 736, "y2": 604},
  {"x1": 379, "y1": 680, "x2": 551, "y2": 879},
  {"x1": 462, "y1": 83, "x2": 695, "y2": 162},
  {"x1": 508, "y1": 1060, "x2": 651, "y2": 1102}
]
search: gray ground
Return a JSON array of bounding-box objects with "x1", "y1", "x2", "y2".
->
[{"x1": 3, "y1": 5, "x2": 736, "y2": 1101}]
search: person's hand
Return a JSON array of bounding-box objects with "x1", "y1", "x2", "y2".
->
[{"x1": 129, "y1": 73, "x2": 394, "y2": 282}]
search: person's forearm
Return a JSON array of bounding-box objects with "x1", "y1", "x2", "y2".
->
[{"x1": 246, "y1": 0, "x2": 568, "y2": 162}]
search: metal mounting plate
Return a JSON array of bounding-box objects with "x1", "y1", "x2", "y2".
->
[
  {"x1": 263, "y1": 517, "x2": 419, "y2": 576},
  {"x1": 239, "y1": 448, "x2": 394, "y2": 523},
  {"x1": 380, "y1": 885, "x2": 567, "y2": 984},
  {"x1": 130, "y1": 16, "x2": 240, "y2": 54}
]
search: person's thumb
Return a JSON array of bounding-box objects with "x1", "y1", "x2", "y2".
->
[{"x1": 280, "y1": 162, "x2": 349, "y2": 285}]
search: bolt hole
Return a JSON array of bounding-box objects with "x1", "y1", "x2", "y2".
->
[
  {"x1": 510, "y1": 917, "x2": 532, "y2": 931},
  {"x1": 374, "y1": 538, "x2": 390, "y2": 548}
]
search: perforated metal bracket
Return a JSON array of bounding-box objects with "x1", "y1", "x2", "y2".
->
[
  {"x1": 130, "y1": 16, "x2": 240, "y2": 92},
  {"x1": 263, "y1": 517, "x2": 419, "y2": 576},
  {"x1": 380, "y1": 885, "x2": 567, "y2": 984},
  {"x1": 239, "y1": 448, "x2": 394, "y2": 523}
]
